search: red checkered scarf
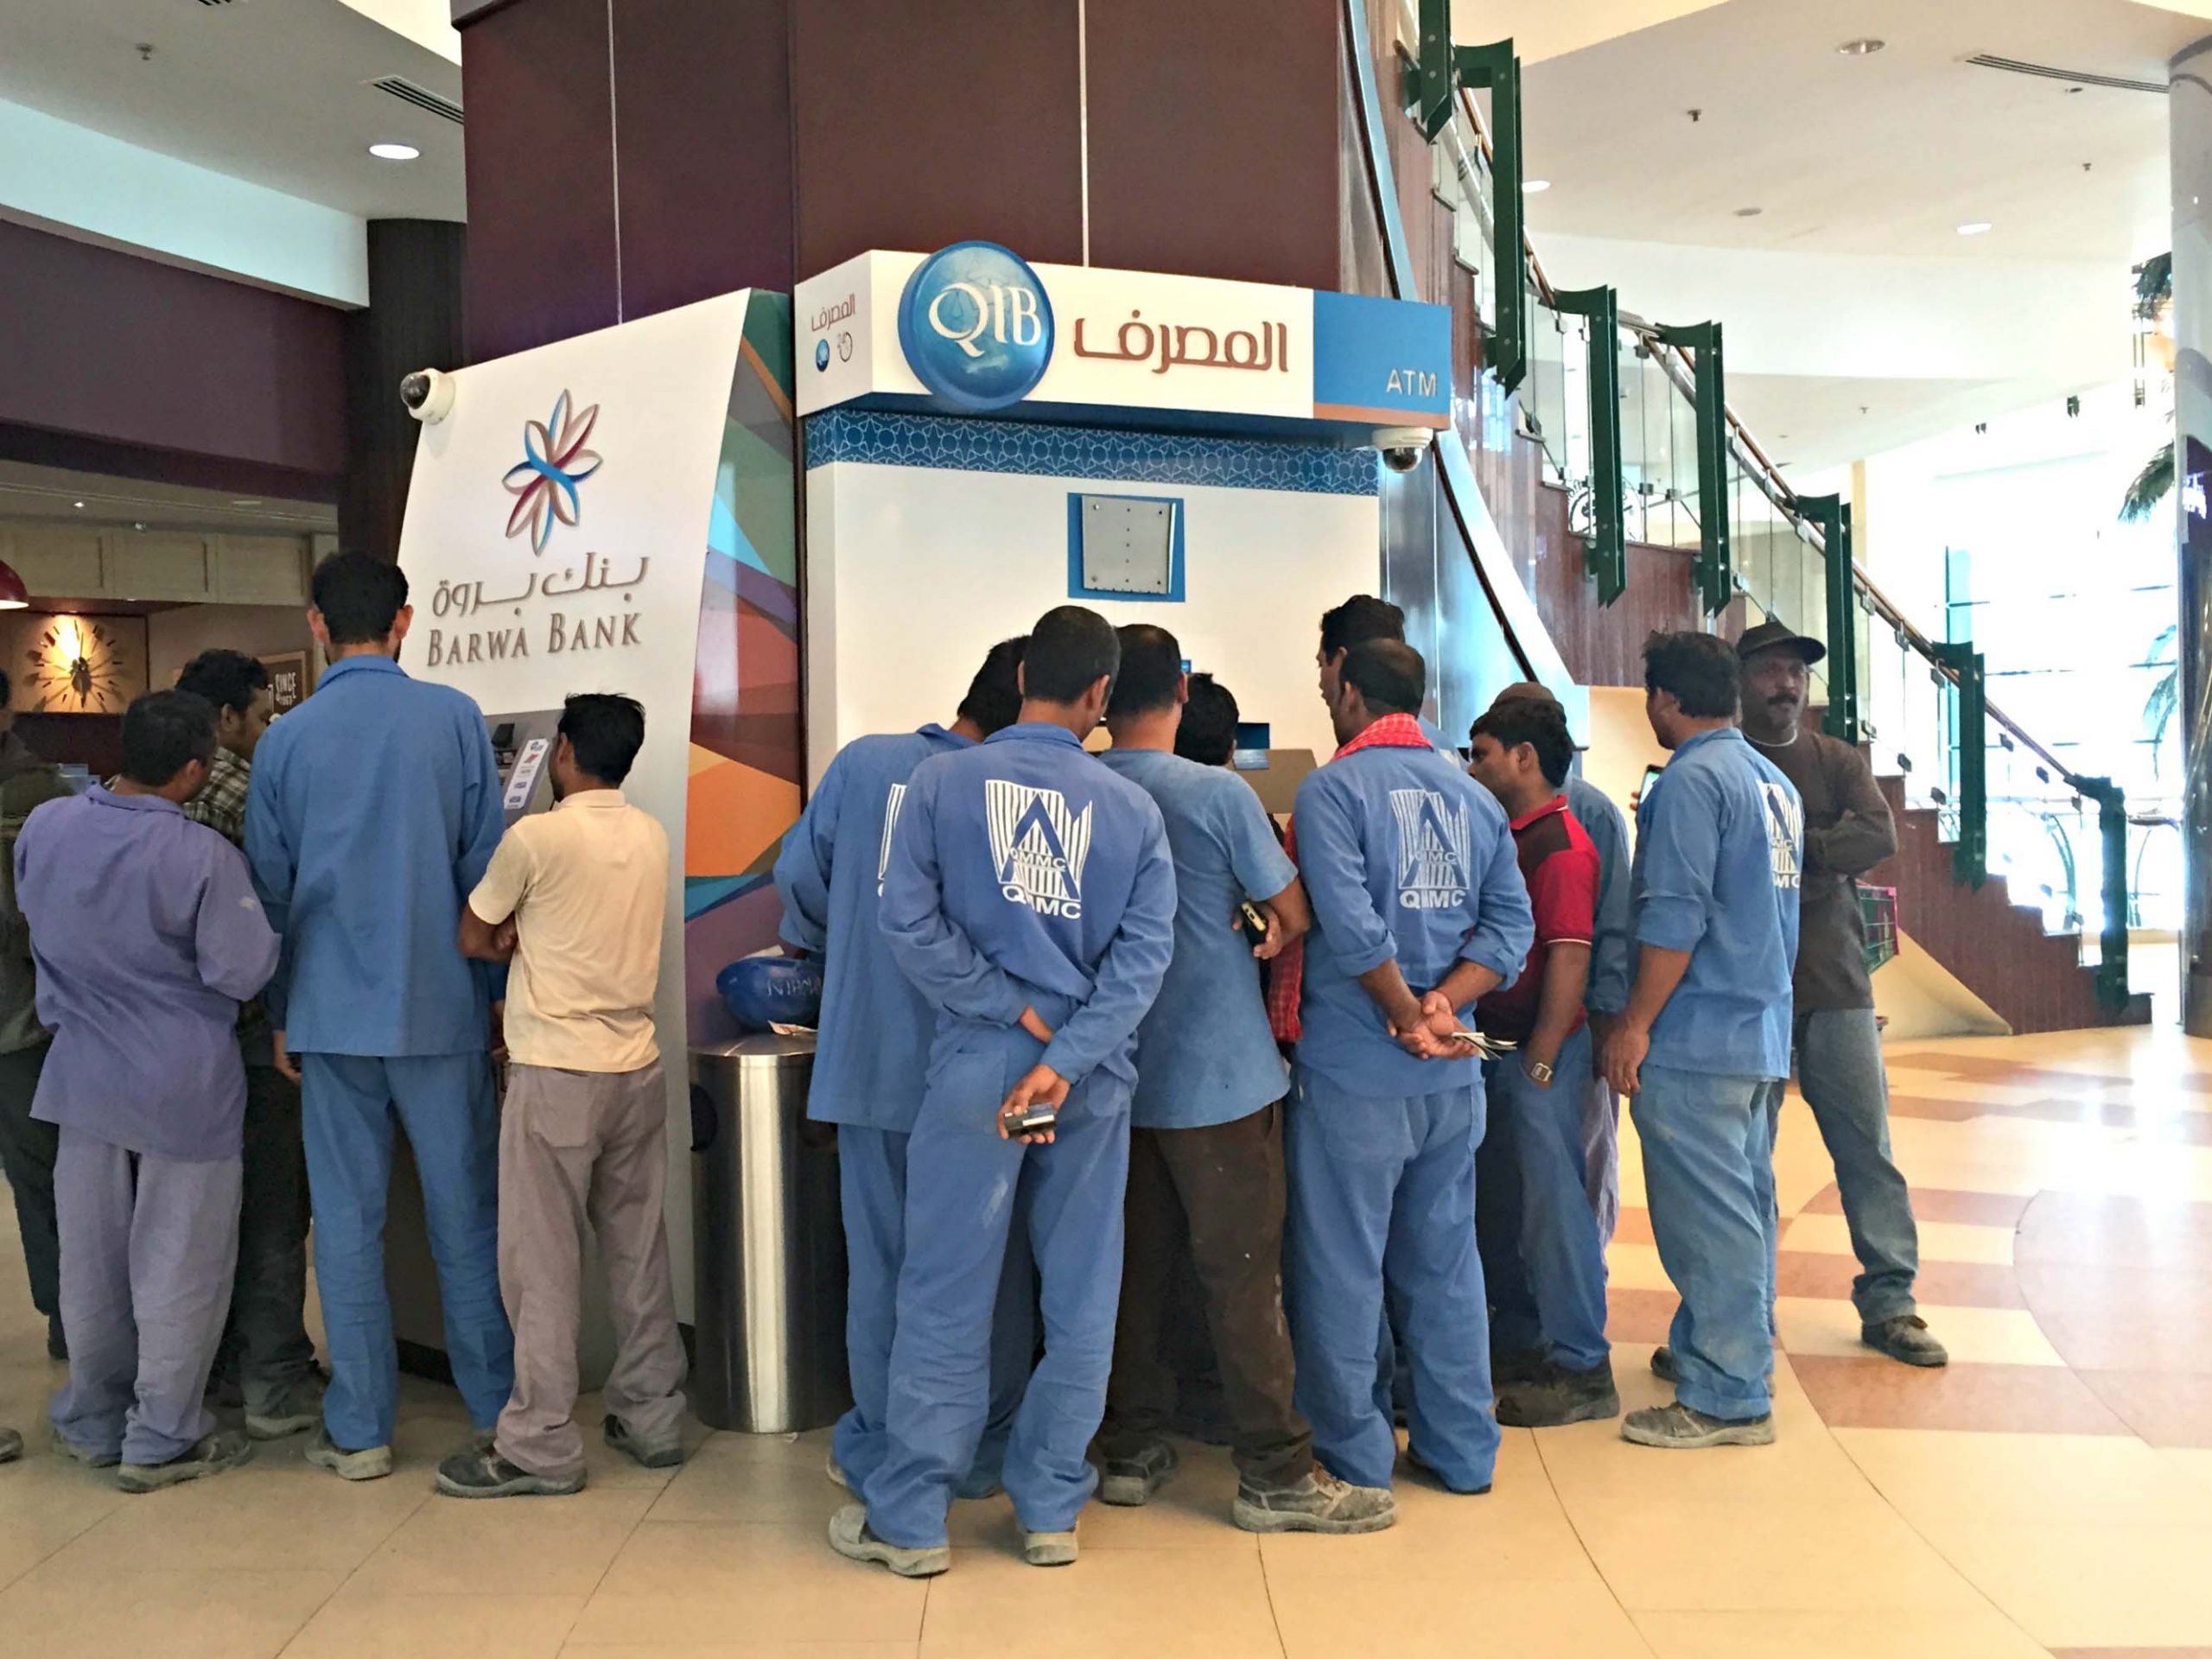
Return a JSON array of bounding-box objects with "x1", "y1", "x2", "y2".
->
[{"x1": 1268, "y1": 713, "x2": 1438, "y2": 1043}]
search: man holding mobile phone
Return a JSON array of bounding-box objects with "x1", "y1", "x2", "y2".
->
[{"x1": 833, "y1": 607, "x2": 1175, "y2": 1579}]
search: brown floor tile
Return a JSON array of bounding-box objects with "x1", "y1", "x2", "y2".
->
[
  {"x1": 1801, "y1": 1186, "x2": 2033, "y2": 1228},
  {"x1": 2049, "y1": 1649, "x2": 2212, "y2": 1657},
  {"x1": 2015, "y1": 1192, "x2": 2212, "y2": 1271},
  {"x1": 2076, "y1": 1370, "x2": 2212, "y2": 1447},
  {"x1": 1606, "y1": 1287, "x2": 1679, "y2": 1344},
  {"x1": 1772, "y1": 1250, "x2": 2028, "y2": 1309},
  {"x1": 1789, "y1": 1357, "x2": 2133, "y2": 1435},
  {"x1": 1613, "y1": 1206, "x2": 1656, "y2": 1245},
  {"x1": 1886, "y1": 1095, "x2": 1985, "y2": 1123},
  {"x1": 2016, "y1": 1261, "x2": 2212, "y2": 1374}
]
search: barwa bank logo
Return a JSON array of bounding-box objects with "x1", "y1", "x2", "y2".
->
[
  {"x1": 898, "y1": 242, "x2": 1054, "y2": 412},
  {"x1": 503, "y1": 390, "x2": 604, "y2": 554}
]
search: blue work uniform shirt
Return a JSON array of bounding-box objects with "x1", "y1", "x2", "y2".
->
[
  {"x1": 775, "y1": 723, "x2": 972, "y2": 1129},
  {"x1": 1293, "y1": 739, "x2": 1534, "y2": 1099},
  {"x1": 879, "y1": 722, "x2": 1176, "y2": 1092},
  {"x1": 1566, "y1": 773, "x2": 1631, "y2": 1017},
  {"x1": 1631, "y1": 727, "x2": 1803, "y2": 1080},
  {"x1": 16, "y1": 788, "x2": 280, "y2": 1160},
  {"x1": 1097, "y1": 747, "x2": 1296, "y2": 1129},
  {"x1": 245, "y1": 654, "x2": 505, "y2": 1058}
]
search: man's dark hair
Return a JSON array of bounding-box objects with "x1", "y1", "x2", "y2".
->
[
  {"x1": 175, "y1": 649, "x2": 271, "y2": 718},
  {"x1": 311, "y1": 550, "x2": 410, "y2": 646},
  {"x1": 1643, "y1": 631, "x2": 1741, "y2": 721},
  {"x1": 1319, "y1": 594, "x2": 1407, "y2": 659},
  {"x1": 1471, "y1": 698, "x2": 1574, "y2": 789},
  {"x1": 1341, "y1": 639, "x2": 1425, "y2": 716},
  {"x1": 1106, "y1": 624, "x2": 1182, "y2": 718},
  {"x1": 0, "y1": 668, "x2": 11, "y2": 706},
  {"x1": 121, "y1": 690, "x2": 218, "y2": 788},
  {"x1": 559, "y1": 693, "x2": 646, "y2": 785},
  {"x1": 1022, "y1": 606, "x2": 1120, "y2": 704},
  {"x1": 957, "y1": 636, "x2": 1027, "y2": 736},
  {"x1": 1175, "y1": 674, "x2": 1240, "y2": 767}
]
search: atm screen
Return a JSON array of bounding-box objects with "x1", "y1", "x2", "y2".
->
[{"x1": 486, "y1": 709, "x2": 563, "y2": 827}]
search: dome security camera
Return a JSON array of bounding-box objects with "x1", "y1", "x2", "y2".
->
[
  {"x1": 1372, "y1": 426, "x2": 1434, "y2": 474},
  {"x1": 399, "y1": 368, "x2": 457, "y2": 424}
]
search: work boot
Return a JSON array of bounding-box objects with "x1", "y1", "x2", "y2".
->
[
  {"x1": 1022, "y1": 1528, "x2": 1079, "y2": 1567},
  {"x1": 1621, "y1": 1402, "x2": 1775, "y2": 1450},
  {"x1": 1496, "y1": 1361, "x2": 1620, "y2": 1428},
  {"x1": 1096, "y1": 1438, "x2": 1178, "y2": 1507},
  {"x1": 603, "y1": 1414, "x2": 684, "y2": 1470},
  {"x1": 1861, "y1": 1314, "x2": 1948, "y2": 1368},
  {"x1": 53, "y1": 1433, "x2": 119, "y2": 1469},
  {"x1": 118, "y1": 1429, "x2": 254, "y2": 1493},
  {"x1": 1402, "y1": 1443, "x2": 1491, "y2": 1495},
  {"x1": 0, "y1": 1427, "x2": 20, "y2": 1464},
  {"x1": 1232, "y1": 1468, "x2": 1395, "y2": 1535},
  {"x1": 827, "y1": 1503, "x2": 950, "y2": 1578},
  {"x1": 1491, "y1": 1347, "x2": 1549, "y2": 1389},
  {"x1": 246, "y1": 1376, "x2": 325, "y2": 1441},
  {"x1": 305, "y1": 1428, "x2": 393, "y2": 1483},
  {"x1": 436, "y1": 1446, "x2": 586, "y2": 1498}
]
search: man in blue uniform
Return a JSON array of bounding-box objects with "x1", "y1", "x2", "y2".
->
[
  {"x1": 1093, "y1": 625, "x2": 1393, "y2": 1535},
  {"x1": 1600, "y1": 631, "x2": 1801, "y2": 1450},
  {"x1": 831, "y1": 606, "x2": 1175, "y2": 1577},
  {"x1": 1286, "y1": 639, "x2": 1533, "y2": 1497},
  {"x1": 773, "y1": 637, "x2": 1034, "y2": 1502},
  {"x1": 245, "y1": 551, "x2": 514, "y2": 1480}
]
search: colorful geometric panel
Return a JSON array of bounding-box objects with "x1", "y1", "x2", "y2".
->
[{"x1": 685, "y1": 746, "x2": 799, "y2": 880}]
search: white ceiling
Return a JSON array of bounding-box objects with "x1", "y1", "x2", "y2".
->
[
  {"x1": 0, "y1": 463, "x2": 336, "y2": 537},
  {"x1": 0, "y1": 0, "x2": 464, "y2": 221}
]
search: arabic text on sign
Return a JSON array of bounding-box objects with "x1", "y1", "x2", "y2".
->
[{"x1": 1071, "y1": 313, "x2": 1290, "y2": 377}]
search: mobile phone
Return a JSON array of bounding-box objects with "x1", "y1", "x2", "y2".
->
[
  {"x1": 1642, "y1": 762, "x2": 1666, "y2": 794},
  {"x1": 1236, "y1": 899, "x2": 1270, "y2": 938},
  {"x1": 1003, "y1": 1102, "x2": 1059, "y2": 1135}
]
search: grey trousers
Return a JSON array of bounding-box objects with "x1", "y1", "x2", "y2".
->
[
  {"x1": 495, "y1": 1060, "x2": 686, "y2": 1479},
  {"x1": 0, "y1": 1044, "x2": 58, "y2": 1333},
  {"x1": 49, "y1": 1128, "x2": 241, "y2": 1465},
  {"x1": 211, "y1": 1063, "x2": 317, "y2": 1414}
]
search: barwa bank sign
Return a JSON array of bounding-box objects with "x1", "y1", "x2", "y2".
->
[{"x1": 797, "y1": 244, "x2": 1451, "y2": 430}]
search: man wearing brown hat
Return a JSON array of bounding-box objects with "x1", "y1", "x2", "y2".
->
[{"x1": 1727, "y1": 620, "x2": 1946, "y2": 1368}]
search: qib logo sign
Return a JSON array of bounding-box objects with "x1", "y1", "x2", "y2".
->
[{"x1": 898, "y1": 241, "x2": 1054, "y2": 412}]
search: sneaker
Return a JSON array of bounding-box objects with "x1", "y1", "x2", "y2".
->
[
  {"x1": 45, "y1": 1316, "x2": 65, "y2": 1363},
  {"x1": 436, "y1": 1446, "x2": 585, "y2": 1498},
  {"x1": 1649, "y1": 1345, "x2": 1679, "y2": 1383},
  {"x1": 53, "y1": 1434, "x2": 120, "y2": 1469},
  {"x1": 1096, "y1": 1439, "x2": 1178, "y2": 1507},
  {"x1": 827, "y1": 1503, "x2": 950, "y2": 1578},
  {"x1": 1496, "y1": 1361, "x2": 1620, "y2": 1428},
  {"x1": 305, "y1": 1428, "x2": 393, "y2": 1483},
  {"x1": 0, "y1": 1427, "x2": 20, "y2": 1465},
  {"x1": 826, "y1": 1453, "x2": 849, "y2": 1490},
  {"x1": 118, "y1": 1429, "x2": 254, "y2": 1493},
  {"x1": 245, "y1": 1378, "x2": 325, "y2": 1441},
  {"x1": 1022, "y1": 1528, "x2": 1078, "y2": 1567},
  {"x1": 1233, "y1": 1468, "x2": 1395, "y2": 1535},
  {"x1": 603, "y1": 1414, "x2": 684, "y2": 1470},
  {"x1": 1621, "y1": 1402, "x2": 1775, "y2": 1449},
  {"x1": 1861, "y1": 1314, "x2": 1948, "y2": 1368}
]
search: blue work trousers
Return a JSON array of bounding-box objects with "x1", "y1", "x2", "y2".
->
[
  {"x1": 833, "y1": 1122, "x2": 1036, "y2": 1498},
  {"x1": 1630, "y1": 1064, "x2": 1777, "y2": 1421},
  {"x1": 1285, "y1": 1066, "x2": 1496, "y2": 1494},
  {"x1": 1478, "y1": 1025, "x2": 1611, "y2": 1372},
  {"x1": 301, "y1": 1052, "x2": 515, "y2": 1451},
  {"x1": 862, "y1": 1036, "x2": 1130, "y2": 1550}
]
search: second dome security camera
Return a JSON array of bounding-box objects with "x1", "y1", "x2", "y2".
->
[
  {"x1": 399, "y1": 368, "x2": 457, "y2": 425},
  {"x1": 1371, "y1": 426, "x2": 1434, "y2": 474}
]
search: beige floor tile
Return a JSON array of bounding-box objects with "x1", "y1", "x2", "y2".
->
[
  {"x1": 1918, "y1": 1522, "x2": 2212, "y2": 1648},
  {"x1": 2158, "y1": 1446, "x2": 2212, "y2": 1498},
  {"x1": 1783, "y1": 1212, "x2": 2017, "y2": 1266},
  {"x1": 649, "y1": 1440, "x2": 847, "y2": 1526},
  {"x1": 1603, "y1": 1243, "x2": 1677, "y2": 1292},
  {"x1": 42, "y1": 1459, "x2": 427, "y2": 1573},
  {"x1": 0, "y1": 1566, "x2": 341, "y2": 1659},
  {"x1": 1837, "y1": 1428, "x2": 2212, "y2": 1529},
  {"x1": 1256, "y1": 1470, "x2": 1595, "y2": 1584},
  {"x1": 1571, "y1": 1495, "x2": 1987, "y2": 1613},
  {"x1": 1539, "y1": 1405, "x2": 1872, "y2": 1509},
  {"x1": 1633, "y1": 1609, "x2": 2049, "y2": 1658},
  {"x1": 284, "y1": 1591, "x2": 587, "y2": 1658},
  {"x1": 568, "y1": 1522, "x2": 925, "y2": 1647},
  {"x1": 346, "y1": 1486, "x2": 658, "y2": 1596},
  {"x1": 1023, "y1": 1442, "x2": 1256, "y2": 1553},
  {"x1": 563, "y1": 1648, "x2": 916, "y2": 1659},
  {"x1": 1776, "y1": 1298, "x2": 2064, "y2": 1366},
  {"x1": 1268, "y1": 1576, "x2": 1649, "y2": 1659},
  {"x1": 918, "y1": 1546, "x2": 1281, "y2": 1659}
]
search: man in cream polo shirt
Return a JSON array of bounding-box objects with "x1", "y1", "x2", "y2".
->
[{"x1": 440, "y1": 693, "x2": 683, "y2": 1498}]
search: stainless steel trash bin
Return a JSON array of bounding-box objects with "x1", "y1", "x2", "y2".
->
[{"x1": 689, "y1": 1034, "x2": 849, "y2": 1433}]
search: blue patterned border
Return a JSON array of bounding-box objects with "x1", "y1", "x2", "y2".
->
[{"x1": 805, "y1": 410, "x2": 1378, "y2": 496}]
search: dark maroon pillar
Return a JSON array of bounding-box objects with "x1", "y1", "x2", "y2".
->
[{"x1": 340, "y1": 220, "x2": 467, "y2": 563}]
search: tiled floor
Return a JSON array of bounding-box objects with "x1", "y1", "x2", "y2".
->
[{"x1": 2, "y1": 1025, "x2": 2211, "y2": 1656}]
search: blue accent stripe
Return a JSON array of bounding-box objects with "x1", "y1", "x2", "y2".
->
[
  {"x1": 804, "y1": 410, "x2": 1377, "y2": 496},
  {"x1": 684, "y1": 872, "x2": 770, "y2": 919}
]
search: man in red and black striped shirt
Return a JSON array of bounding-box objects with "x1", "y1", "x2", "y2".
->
[{"x1": 1467, "y1": 696, "x2": 1618, "y2": 1428}]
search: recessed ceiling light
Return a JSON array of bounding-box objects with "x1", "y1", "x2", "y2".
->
[
  {"x1": 71, "y1": 500, "x2": 85, "y2": 510},
  {"x1": 1837, "y1": 38, "x2": 1885, "y2": 55},
  {"x1": 1735, "y1": 207, "x2": 1764, "y2": 217},
  {"x1": 1957, "y1": 220, "x2": 1993, "y2": 236},
  {"x1": 231, "y1": 499, "x2": 263, "y2": 507},
  {"x1": 1523, "y1": 179, "x2": 1551, "y2": 194},
  {"x1": 368, "y1": 142, "x2": 420, "y2": 162}
]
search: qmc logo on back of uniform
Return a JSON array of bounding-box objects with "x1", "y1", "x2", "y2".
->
[
  {"x1": 1390, "y1": 789, "x2": 1474, "y2": 910},
  {"x1": 987, "y1": 780, "x2": 1092, "y2": 919},
  {"x1": 898, "y1": 242, "x2": 1055, "y2": 411},
  {"x1": 1760, "y1": 781, "x2": 1804, "y2": 891}
]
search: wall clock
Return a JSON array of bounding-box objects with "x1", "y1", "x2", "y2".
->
[{"x1": 17, "y1": 614, "x2": 147, "y2": 715}]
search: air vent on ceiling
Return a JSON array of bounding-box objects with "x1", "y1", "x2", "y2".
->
[
  {"x1": 194, "y1": 0, "x2": 242, "y2": 7},
  {"x1": 1965, "y1": 54, "x2": 2167, "y2": 95},
  {"x1": 369, "y1": 74, "x2": 463, "y2": 124}
]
